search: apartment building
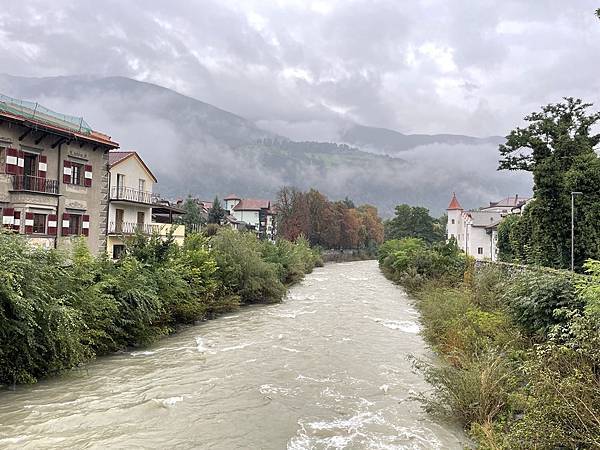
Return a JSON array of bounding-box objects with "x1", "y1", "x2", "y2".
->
[
  {"x1": 107, "y1": 151, "x2": 184, "y2": 258},
  {"x1": 0, "y1": 94, "x2": 118, "y2": 254}
]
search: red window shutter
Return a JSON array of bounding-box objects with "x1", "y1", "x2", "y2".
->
[
  {"x1": 2, "y1": 207, "x2": 14, "y2": 228},
  {"x1": 5, "y1": 148, "x2": 18, "y2": 174},
  {"x1": 24, "y1": 212, "x2": 34, "y2": 234},
  {"x1": 84, "y1": 164, "x2": 92, "y2": 187},
  {"x1": 63, "y1": 160, "x2": 72, "y2": 184},
  {"x1": 17, "y1": 150, "x2": 24, "y2": 175},
  {"x1": 82, "y1": 214, "x2": 90, "y2": 236},
  {"x1": 47, "y1": 214, "x2": 58, "y2": 236},
  {"x1": 62, "y1": 213, "x2": 70, "y2": 236},
  {"x1": 13, "y1": 211, "x2": 21, "y2": 232},
  {"x1": 38, "y1": 155, "x2": 47, "y2": 178}
]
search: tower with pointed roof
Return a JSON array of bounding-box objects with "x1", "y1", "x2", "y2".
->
[{"x1": 446, "y1": 192, "x2": 463, "y2": 244}]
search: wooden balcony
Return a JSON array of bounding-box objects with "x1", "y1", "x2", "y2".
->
[
  {"x1": 11, "y1": 175, "x2": 59, "y2": 195},
  {"x1": 108, "y1": 221, "x2": 163, "y2": 235},
  {"x1": 110, "y1": 186, "x2": 155, "y2": 205}
]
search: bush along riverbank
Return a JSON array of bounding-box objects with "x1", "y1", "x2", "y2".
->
[
  {"x1": 0, "y1": 229, "x2": 322, "y2": 386},
  {"x1": 379, "y1": 238, "x2": 600, "y2": 448}
]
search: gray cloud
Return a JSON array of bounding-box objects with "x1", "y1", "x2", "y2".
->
[{"x1": 0, "y1": 0, "x2": 599, "y2": 139}]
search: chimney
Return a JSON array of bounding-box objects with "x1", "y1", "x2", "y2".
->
[{"x1": 515, "y1": 194, "x2": 519, "y2": 205}]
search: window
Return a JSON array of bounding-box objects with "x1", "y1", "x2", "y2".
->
[
  {"x1": 137, "y1": 211, "x2": 145, "y2": 225},
  {"x1": 477, "y1": 247, "x2": 484, "y2": 255},
  {"x1": 33, "y1": 214, "x2": 46, "y2": 234},
  {"x1": 451, "y1": 219, "x2": 455, "y2": 224},
  {"x1": 69, "y1": 214, "x2": 82, "y2": 235},
  {"x1": 71, "y1": 163, "x2": 84, "y2": 186},
  {"x1": 113, "y1": 244, "x2": 125, "y2": 259},
  {"x1": 139, "y1": 178, "x2": 146, "y2": 192},
  {"x1": 0, "y1": 146, "x2": 5, "y2": 172}
]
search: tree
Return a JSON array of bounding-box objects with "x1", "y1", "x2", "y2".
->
[
  {"x1": 179, "y1": 196, "x2": 205, "y2": 231},
  {"x1": 498, "y1": 98, "x2": 600, "y2": 269},
  {"x1": 208, "y1": 196, "x2": 226, "y2": 225},
  {"x1": 275, "y1": 186, "x2": 384, "y2": 250},
  {"x1": 384, "y1": 204, "x2": 445, "y2": 244}
]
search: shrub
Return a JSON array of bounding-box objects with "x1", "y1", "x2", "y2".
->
[
  {"x1": 504, "y1": 271, "x2": 583, "y2": 338},
  {"x1": 419, "y1": 349, "x2": 520, "y2": 427},
  {"x1": 210, "y1": 229, "x2": 286, "y2": 304}
]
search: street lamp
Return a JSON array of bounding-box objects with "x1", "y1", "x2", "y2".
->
[{"x1": 571, "y1": 191, "x2": 583, "y2": 271}]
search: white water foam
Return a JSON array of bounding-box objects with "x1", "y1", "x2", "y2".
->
[
  {"x1": 365, "y1": 316, "x2": 421, "y2": 334},
  {"x1": 273, "y1": 345, "x2": 302, "y2": 353},
  {"x1": 154, "y1": 396, "x2": 183, "y2": 408},
  {"x1": 195, "y1": 336, "x2": 208, "y2": 353},
  {"x1": 220, "y1": 342, "x2": 254, "y2": 352},
  {"x1": 130, "y1": 351, "x2": 156, "y2": 357}
]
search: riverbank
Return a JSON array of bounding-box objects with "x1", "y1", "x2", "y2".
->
[
  {"x1": 0, "y1": 229, "x2": 322, "y2": 386},
  {"x1": 379, "y1": 238, "x2": 600, "y2": 448},
  {"x1": 0, "y1": 260, "x2": 466, "y2": 449},
  {"x1": 321, "y1": 248, "x2": 377, "y2": 263}
]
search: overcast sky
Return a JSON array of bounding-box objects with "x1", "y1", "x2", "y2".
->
[{"x1": 1, "y1": 1, "x2": 599, "y2": 139}]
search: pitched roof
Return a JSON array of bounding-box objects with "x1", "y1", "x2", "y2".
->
[
  {"x1": 447, "y1": 192, "x2": 463, "y2": 210},
  {"x1": 488, "y1": 196, "x2": 531, "y2": 208},
  {"x1": 108, "y1": 151, "x2": 134, "y2": 166},
  {"x1": 108, "y1": 150, "x2": 157, "y2": 182},
  {"x1": 467, "y1": 211, "x2": 503, "y2": 227},
  {"x1": 233, "y1": 199, "x2": 271, "y2": 211},
  {"x1": 0, "y1": 94, "x2": 119, "y2": 148},
  {"x1": 224, "y1": 194, "x2": 241, "y2": 200}
]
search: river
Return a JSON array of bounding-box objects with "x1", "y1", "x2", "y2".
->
[{"x1": 0, "y1": 260, "x2": 466, "y2": 449}]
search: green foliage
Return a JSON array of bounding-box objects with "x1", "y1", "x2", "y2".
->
[
  {"x1": 384, "y1": 204, "x2": 446, "y2": 243},
  {"x1": 260, "y1": 235, "x2": 321, "y2": 285},
  {"x1": 207, "y1": 196, "x2": 226, "y2": 225},
  {"x1": 380, "y1": 234, "x2": 600, "y2": 447},
  {"x1": 379, "y1": 238, "x2": 469, "y2": 291},
  {"x1": 210, "y1": 229, "x2": 321, "y2": 305},
  {"x1": 178, "y1": 196, "x2": 206, "y2": 230},
  {"x1": 504, "y1": 270, "x2": 583, "y2": 338},
  {"x1": 498, "y1": 98, "x2": 600, "y2": 270},
  {"x1": 0, "y1": 227, "x2": 317, "y2": 385}
]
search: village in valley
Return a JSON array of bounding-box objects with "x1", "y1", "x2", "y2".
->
[
  {"x1": 1, "y1": 5, "x2": 599, "y2": 448},
  {"x1": 0, "y1": 94, "x2": 279, "y2": 259}
]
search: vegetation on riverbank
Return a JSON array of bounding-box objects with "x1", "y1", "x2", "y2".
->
[
  {"x1": 496, "y1": 98, "x2": 600, "y2": 270},
  {"x1": 0, "y1": 229, "x2": 322, "y2": 385},
  {"x1": 380, "y1": 238, "x2": 600, "y2": 448}
]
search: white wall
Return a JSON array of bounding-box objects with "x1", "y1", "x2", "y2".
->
[
  {"x1": 110, "y1": 155, "x2": 155, "y2": 193},
  {"x1": 233, "y1": 209, "x2": 260, "y2": 227},
  {"x1": 108, "y1": 203, "x2": 152, "y2": 225},
  {"x1": 466, "y1": 226, "x2": 495, "y2": 261},
  {"x1": 224, "y1": 198, "x2": 240, "y2": 213}
]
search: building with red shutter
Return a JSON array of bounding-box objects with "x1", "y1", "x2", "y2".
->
[{"x1": 0, "y1": 94, "x2": 119, "y2": 254}]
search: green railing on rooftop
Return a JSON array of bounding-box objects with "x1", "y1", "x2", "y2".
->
[{"x1": 0, "y1": 93, "x2": 92, "y2": 135}]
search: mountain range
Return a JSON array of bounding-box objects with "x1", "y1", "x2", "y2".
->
[{"x1": 0, "y1": 74, "x2": 531, "y2": 216}]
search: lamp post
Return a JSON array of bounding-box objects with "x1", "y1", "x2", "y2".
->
[{"x1": 571, "y1": 191, "x2": 583, "y2": 271}]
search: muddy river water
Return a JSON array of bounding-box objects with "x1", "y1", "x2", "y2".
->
[{"x1": 0, "y1": 260, "x2": 466, "y2": 449}]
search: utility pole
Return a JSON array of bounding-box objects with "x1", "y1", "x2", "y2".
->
[{"x1": 571, "y1": 191, "x2": 583, "y2": 271}]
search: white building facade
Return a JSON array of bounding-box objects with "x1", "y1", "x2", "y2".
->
[
  {"x1": 446, "y1": 193, "x2": 529, "y2": 261},
  {"x1": 107, "y1": 151, "x2": 158, "y2": 258}
]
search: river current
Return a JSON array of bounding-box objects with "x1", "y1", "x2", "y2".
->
[{"x1": 0, "y1": 260, "x2": 466, "y2": 449}]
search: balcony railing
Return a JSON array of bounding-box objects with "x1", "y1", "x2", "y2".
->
[
  {"x1": 108, "y1": 221, "x2": 163, "y2": 235},
  {"x1": 110, "y1": 186, "x2": 154, "y2": 204},
  {"x1": 11, "y1": 175, "x2": 59, "y2": 194}
]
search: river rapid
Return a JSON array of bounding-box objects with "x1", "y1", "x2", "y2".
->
[{"x1": 0, "y1": 260, "x2": 466, "y2": 449}]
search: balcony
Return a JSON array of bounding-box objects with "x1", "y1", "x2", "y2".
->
[
  {"x1": 108, "y1": 221, "x2": 163, "y2": 235},
  {"x1": 110, "y1": 186, "x2": 155, "y2": 205},
  {"x1": 11, "y1": 175, "x2": 59, "y2": 195}
]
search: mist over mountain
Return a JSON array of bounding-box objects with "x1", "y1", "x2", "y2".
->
[
  {"x1": 0, "y1": 74, "x2": 531, "y2": 216},
  {"x1": 341, "y1": 124, "x2": 505, "y2": 156}
]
